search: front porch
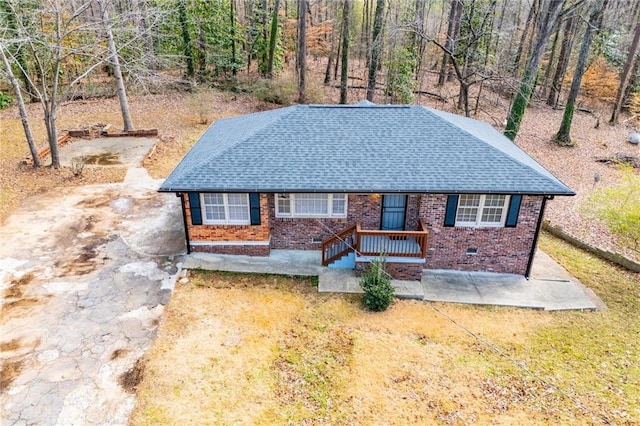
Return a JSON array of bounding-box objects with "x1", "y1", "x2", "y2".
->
[
  {"x1": 322, "y1": 220, "x2": 429, "y2": 265},
  {"x1": 321, "y1": 221, "x2": 428, "y2": 280}
]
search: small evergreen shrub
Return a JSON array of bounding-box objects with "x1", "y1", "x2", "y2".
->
[{"x1": 359, "y1": 257, "x2": 395, "y2": 312}]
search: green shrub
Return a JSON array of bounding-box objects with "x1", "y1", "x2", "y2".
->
[
  {"x1": 359, "y1": 257, "x2": 395, "y2": 312},
  {"x1": 0, "y1": 92, "x2": 14, "y2": 109},
  {"x1": 249, "y1": 77, "x2": 296, "y2": 105},
  {"x1": 584, "y1": 167, "x2": 640, "y2": 253}
]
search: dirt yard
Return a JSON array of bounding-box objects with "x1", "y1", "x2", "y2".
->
[{"x1": 130, "y1": 236, "x2": 639, "y2": 424}]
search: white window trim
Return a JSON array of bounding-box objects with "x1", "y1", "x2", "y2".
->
[
  {"x1": 275, "y1": 193, "x2": 348, "y2": 218},
  {"x1": 454, "y1": 194, "x2": 510, "y2": 228},
  {"x1": 201, "y1": 193, "x2": 251, "y2": 225}
]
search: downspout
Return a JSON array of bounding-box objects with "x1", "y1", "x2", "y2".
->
[
  {"x1": 178, "y1": 193, "x2": 191, "y2": 254},
  {"x1": 525, "y1": 195, "x2": 551, "y2": 278}
]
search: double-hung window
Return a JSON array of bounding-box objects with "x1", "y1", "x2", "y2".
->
[
  {"x1": 275, "y1": 193, "x2": 347, "y2": 218},
  {"x1": 455, "y1": 194, "x2": 509, "y2": 227},
  {"x1": 201, "y1": 193, "x2": 250, "y2": 225}
]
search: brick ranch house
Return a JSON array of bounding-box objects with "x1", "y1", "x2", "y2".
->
[{"x1": 159, "y1": 101, "x2": 574, "y2": 281}]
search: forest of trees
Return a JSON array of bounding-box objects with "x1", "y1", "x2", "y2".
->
[{"x1": 1, "y1": 0, "x2": 640, "y2": 167}]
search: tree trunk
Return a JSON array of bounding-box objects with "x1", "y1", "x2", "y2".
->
[
  {"x1": 230, "y1": 0, "x2": 237, "y2": 77},
  {"x1": 540, "y1": 25, "x2": 560, "y2": 96},
  {"x1": 362, "y1": 0, "x2": 370, "y2": 64},
  {"x1": 0, "y1": 43, "x2": 40, "y2": 167},
  {"x1": 504, "y1": 0, "x2": 564, "y2": 141},
  {"x1": 267, "y1": 0, "x2": 281, "y2": 78},
  {"x1": 45, "y1": 6, "x2": 63, "y2": 169},
  {"x1": 413, "y1": 0, "x2": 426, "y2": 80},
  {"x1": 556, "y1": 0, "x2": 609, "y2": 146},
  {"x1": 366, "y1": 0, "x2": 385, "y2": 101},
  {"x1": 324, "y1": 3, "x2": 337, "y2": 85},
  {"x1": 621, "y1": 56, "x2": 640, "y2": 111},
  {"x1": 339, "y1": 0, "x2": 350, "y2": 104},
  {"x1": 547, "y1": 12, "x2": 576, "y2": 107},
  {"x1": 334, "y1": 21, "x2": 342, "y2": 80},
  {"x1": 99, "y1": 0, "x2": 134, "y2": 132},
  {"x1": 297, "y1": 0, "x2": 306, "y2": 103},
  {"x1": 610, "y1": 21, "x2": 640, "y2": 124},
  {"x1": 438, "y1": 0, "x2": 462, "y2": 85},
  {"x1": 512, "y1": 0, "x2": 538, "y2": 78},
  {"x1": 178, "y1": 0, "x2": 194, "y2": 78}
]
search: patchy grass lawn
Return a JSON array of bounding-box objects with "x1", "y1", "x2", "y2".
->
[{"x1": 131, "y1": 234, "x2": 639, "y2": 425}]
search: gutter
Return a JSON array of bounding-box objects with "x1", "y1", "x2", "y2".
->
[
  {"x1": 158, "y1": 187, "x2": 576, "y2": 196},
  {"x1": 177, "y1": 193, "x2": 191, "y2": 254},
  {"x1": 525, "y1": 195, "x2": 552, "y2": 278}
]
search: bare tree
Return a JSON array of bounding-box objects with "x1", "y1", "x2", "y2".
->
[
  {"x1": 610, "y1": 21, "x2": 640, "y2": 125},
  {"x1": 366, "y1": 0, "x2": 385, "y2": 102},
  {"x1": 12, "y1": 0, "x2": 98, "y2": 168},
  {"x1": 438, "y1": 0, "x2": 462, "y2": 86},
  {"x1": 0, "y1": 41, "x2": 40, "y2": 166},
  {"x1": 97, "y1": 0, "x2": 134, "y2": 131},
  {"x1": 547, "y1": 11, "x2": 577, "y2": 107}
]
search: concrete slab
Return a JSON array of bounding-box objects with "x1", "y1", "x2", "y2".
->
[
  {"x1": 58, "y1": 137, "x2": 157, "y2": 167},
  {"x1": 318, "y1": 268, "x2": 424, "y2": 299},
  {"x1": 184, "y1": 250, "x2": 324, "y2": 276},
  {"x1": 422, "y1": 268, "x2": 599, "y2": 311},
  {"x1": 182, "y1": 248, "x2": 603, "y2": 311}
]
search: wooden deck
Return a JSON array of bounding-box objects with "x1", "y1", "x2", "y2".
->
[{"x1": 322, "y1": 220, "x2": 428, "y2": 266}]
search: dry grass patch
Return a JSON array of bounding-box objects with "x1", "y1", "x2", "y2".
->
[{"x1": 131, "y1": 265, "x2": 634, "y2": 425}]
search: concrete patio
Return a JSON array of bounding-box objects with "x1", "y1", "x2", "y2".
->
[{"x1": 182, "y1": 249, "x2": 603, "y2": 311}]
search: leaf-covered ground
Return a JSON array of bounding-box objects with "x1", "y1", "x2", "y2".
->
[
  {"x1": 2, "y1": 78, "x2": 636, "y2": 259},
  {"x1": 0, "y1": 89, "x2": 274, "y2": 225},
  {"x1": 130, "y1": 233, "x2": 639, "y2": 425}
]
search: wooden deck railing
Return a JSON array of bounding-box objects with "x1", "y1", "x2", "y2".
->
[
  {"x1": 321, "y1": 220, "x2": 429, "y2": 266},
  {"x1": 321, "y1": 224, "x2": 357, "y2": 266}
]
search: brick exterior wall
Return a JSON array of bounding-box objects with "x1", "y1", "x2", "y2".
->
[
  {"x1": 419, "y1": 194, "x2": 542, "y2": 275},
  {"x1": 269, "y1": 194, "x2": 383, "y2": 250},
  {"x1": 183, "y1": 193, "x2": 271, "y2": 255},
  {"x1": 356, "y1": 260, "x2": 424, "y2": 281},
  {"x1": 182, "y1": 192, "x2": 543, "y2": 276}
]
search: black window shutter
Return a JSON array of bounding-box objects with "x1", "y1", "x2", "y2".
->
[
  {"x1": 444, "y1": 195, "x2": 458, "y2": 227},
  {"x1": 188, "y1": 192, "x2": 202, "y2": 225},
  {"x1": 249, "y1": 193, "x2": 261, "y2": 225},
  {"x1": 505, "y1": 195, "x2": 522, "y2": 227}
]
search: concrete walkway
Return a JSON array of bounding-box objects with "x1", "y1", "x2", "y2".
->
[{"x1": 185, "y1": 249, "x2": 603, "y2": 311}]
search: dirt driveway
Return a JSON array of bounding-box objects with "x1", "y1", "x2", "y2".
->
[{"x1": 0, "y1": 158, "x2": 185, "y2": 424}]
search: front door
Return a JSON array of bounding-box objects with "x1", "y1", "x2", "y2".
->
[{"x1": 381, "y1": 194, "x2": 407, "y2": 231}]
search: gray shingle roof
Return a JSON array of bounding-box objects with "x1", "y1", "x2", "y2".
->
[{"x1": 159, "y1": 102, "x2": 574, "y2": 195}]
